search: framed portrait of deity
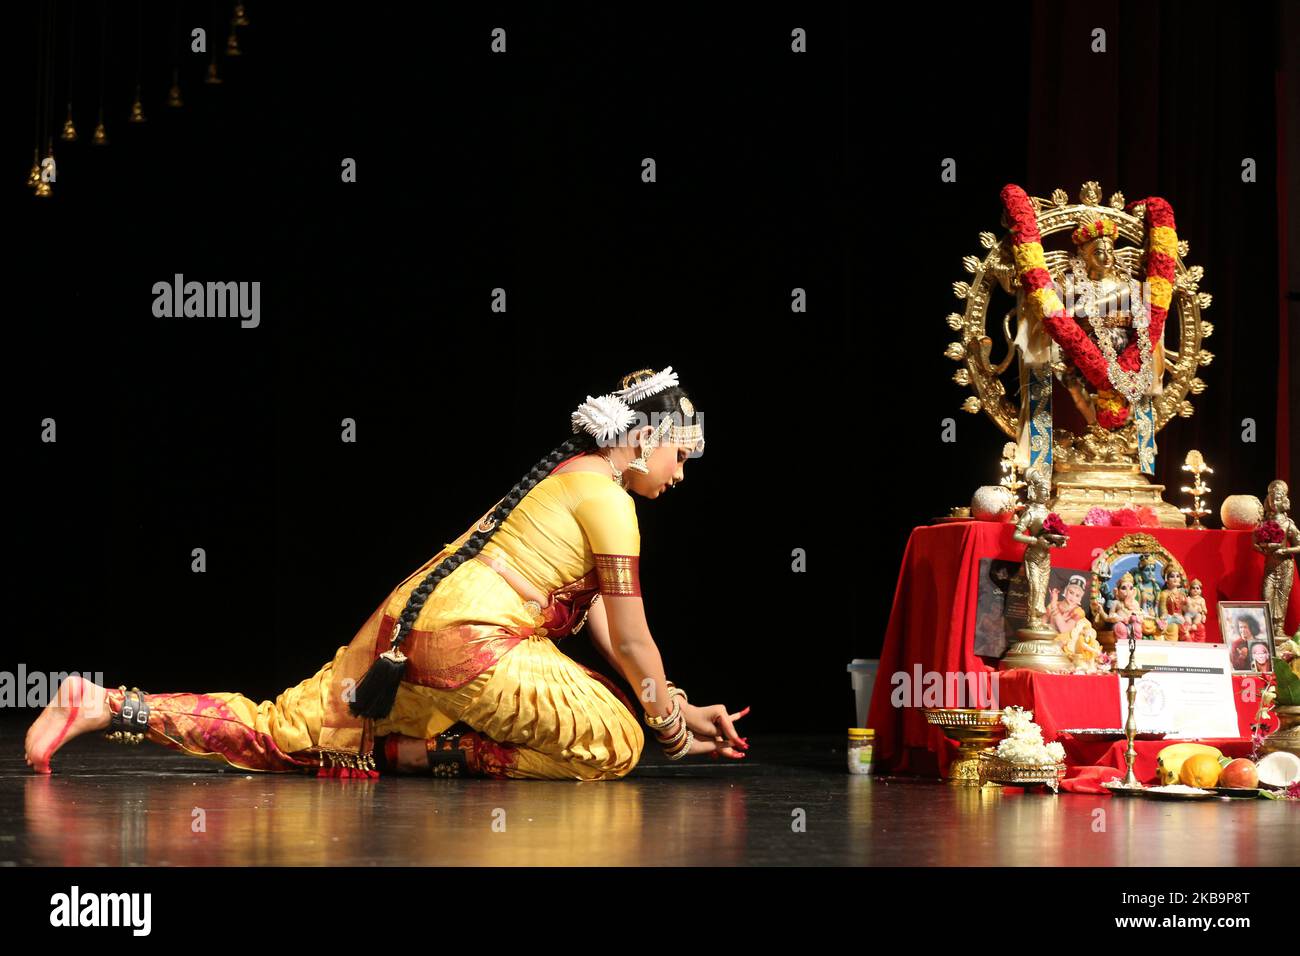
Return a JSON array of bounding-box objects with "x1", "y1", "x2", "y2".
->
[{"x1": 1087, "y1": 532, "x2": 1197, "y2": 648}]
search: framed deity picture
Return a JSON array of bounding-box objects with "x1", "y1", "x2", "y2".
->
[{"x1": 1217, "y1": 602, "x2": 1276, "y2": 674}]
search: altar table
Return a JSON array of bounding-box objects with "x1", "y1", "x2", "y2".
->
[{"x1": 866, "y1": 521, "x2": 1299, "y2": 780}]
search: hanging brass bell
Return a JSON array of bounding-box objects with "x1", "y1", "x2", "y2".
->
[
  {"x1": 232, "y1": 3, "x2": 250, "y2": 27},
  {"x1": 93, "y1": 120, "x2": 109, "y2": 145},
  {"x1": 60, "y1": 107, "x2": 78, "y2": 141},
  {"x1": 129, "y1": 95, "x2": 146, "y2": 124},
  {"x1": 36, "y1": 145, "x2": 55, "y2": 196},
  {"x1": 205, "y1": 59, "x2": 223, "y2": 85},
  {"x1": 226, "y1": 30, "x2": 241, "y2": 56}
]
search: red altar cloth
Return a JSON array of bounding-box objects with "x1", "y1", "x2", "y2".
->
[
  {"x1": 866, "y1": 522, "x2": 1299, "y2": 778},
  {"x1": 995, "y1": 670, "x2": 1271, "y2": 740}
]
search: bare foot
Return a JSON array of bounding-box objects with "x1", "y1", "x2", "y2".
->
[{"x1": 24, "y1": 676, "x2": 112, "y2": 774}]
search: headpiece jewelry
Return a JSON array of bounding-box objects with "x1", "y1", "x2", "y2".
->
[
  {"x1": 575, "y1": 366, "x2": 705, "y2": 456},
  {"x1": 615, "y1": 366, "x2": 679, "y2": 403},
  {"x1": 1071, "y1": 217, "x2": 1119, "y2": 246},
  {"x1": 570, "y1": 394, "x2": 637, "y2": 443}
]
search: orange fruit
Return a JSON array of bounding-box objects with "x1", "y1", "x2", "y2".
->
[{"x1": 1179, "y1": 753, "x2": 1222, "y2": 788}]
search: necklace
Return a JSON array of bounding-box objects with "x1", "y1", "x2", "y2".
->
[
  {"x1": 601, "y1": 450, "x2": 626, "y2": 489},
  {"x1": 1069, "y1": 255, "x2": 1153, "y2": 406}
]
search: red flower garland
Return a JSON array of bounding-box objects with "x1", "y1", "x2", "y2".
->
[{"x1": 998, "y1": 185, "x2": 1177, "y2": 430}]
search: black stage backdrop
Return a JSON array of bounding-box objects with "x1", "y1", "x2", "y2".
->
[{"x1": 9, "y1": 2, "x2": 1296, "y2": 737}]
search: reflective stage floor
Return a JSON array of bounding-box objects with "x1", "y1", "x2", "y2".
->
[{"x1": 2, "y1": 719, "x2": 1296, "y2": 867}]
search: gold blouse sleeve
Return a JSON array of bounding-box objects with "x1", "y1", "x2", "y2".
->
[{"x1": 573, "y1": 486, "x2": 641, "y2": 597}]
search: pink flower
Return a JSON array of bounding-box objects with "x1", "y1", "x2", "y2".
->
[
  {"x1": 1250, "y1": 724, "x2": 1271, "y2": 763},
  {"x1": 1084, "y1": 507, "x2": 1113, "y2": 527},
  {"x1": 1042, "y1": 513, "x2": 1068, "y2": 536}
]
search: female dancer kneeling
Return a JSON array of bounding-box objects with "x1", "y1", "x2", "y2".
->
[{"x1": 25, "y1": 366, "x2": 748, "y2": 779}]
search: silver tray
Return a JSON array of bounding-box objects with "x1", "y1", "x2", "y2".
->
[{"x1": 1059, "y1": 728, "x2": 1176, "y2": 740}]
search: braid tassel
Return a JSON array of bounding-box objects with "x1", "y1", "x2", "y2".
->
[{"x1": 347, "y1": 645, "x2": 409, "y2": 719}]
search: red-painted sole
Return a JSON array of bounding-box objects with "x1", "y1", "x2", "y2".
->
[{"x1": 33, "y1": 679, "x2": 86, "y2": 774}]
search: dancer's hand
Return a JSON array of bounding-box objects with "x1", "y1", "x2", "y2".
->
[
  {"x1": 684, "y1": 733, "x2": 746, "y2": 759},
  {"x1": 677, "y1": 703, "x2": 749, "y2": 757}
]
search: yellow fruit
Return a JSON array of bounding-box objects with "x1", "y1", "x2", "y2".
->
[
  {"x1": 1179, "y1": 753, "x2": 1223, "y2": 788},
  {"x1": 1156, "y1": 743, "x2": 1224, "y2": 785}
]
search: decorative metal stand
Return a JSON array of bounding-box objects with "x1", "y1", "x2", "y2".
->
[
  {"x1": 999, "y1": 441, "x2": 1026, "y2": 508},
  {"x1": 1106, "y1": 634, "x2": 1150, "y2": 794},
  {"x1": 1179, "y1": 450, "x2": 1213, "y2": 529}
]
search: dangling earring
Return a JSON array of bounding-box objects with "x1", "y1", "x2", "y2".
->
[
  {"x1": 628, "y1": 419, "x2": 670, "y2": 475},
  {"x1": 625, "y1": 439, "x2": 652, "y2": 474}
]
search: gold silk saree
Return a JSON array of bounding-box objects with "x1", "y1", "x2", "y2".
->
[{"x1": 105, "y1": 462, "x2": 647, "y2": 780}]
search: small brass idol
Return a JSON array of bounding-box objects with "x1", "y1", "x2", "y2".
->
[
  {"x1": 1256, "y1": 480, "x2": 1299, "y2": 638},
  {"x1": 1001, "y1": 467, "x2": 1073, "y2": 672}
]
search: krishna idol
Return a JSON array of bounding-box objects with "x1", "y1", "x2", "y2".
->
[{"x1": 25, "y1": 367, "x2": 750, "y2": 779}]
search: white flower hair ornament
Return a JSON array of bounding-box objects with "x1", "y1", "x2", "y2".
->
[
  {"x1": 614, "y1": 366, "x2": 679, "y2": 404},
  {"x1": 571, "y1": 393, "x2": 637, "y2": 443}
]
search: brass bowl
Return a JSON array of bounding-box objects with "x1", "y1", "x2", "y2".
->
[
  {"x1": 924, "y1": 709, "x2": 1006, "y2": 787},
  {"x1": 1260, "y1": 704, "x2": 1300, "y2": 759}
]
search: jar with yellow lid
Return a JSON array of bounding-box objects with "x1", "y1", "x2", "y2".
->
[{"x1": 847, "y1": 728, "x2": 874, "y2": 775}]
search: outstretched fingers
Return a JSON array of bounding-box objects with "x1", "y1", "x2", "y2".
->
[{"x1": 712, "y1": 705, "x2": 750, "y2": 749}]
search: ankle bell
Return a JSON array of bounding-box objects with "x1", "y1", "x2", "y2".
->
[{"x1": 103, "y1": 686, "x2": 151, "y2": 745}]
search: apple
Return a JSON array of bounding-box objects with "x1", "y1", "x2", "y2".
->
[{"x1": 1218, "y1": 758, "x2": 1258, "y2": 789}]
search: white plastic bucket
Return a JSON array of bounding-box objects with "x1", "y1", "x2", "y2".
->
[{"x1": 846, "y1": 659, "x2": 879, "y2": 729}]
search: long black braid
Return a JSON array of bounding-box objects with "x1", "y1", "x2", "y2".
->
[
  {"x1": 347, "y1": 435, "x2": 597, "y2": 717},
  {"x1": 348, "y1": 374, "x2": 703, "y2": 720}
]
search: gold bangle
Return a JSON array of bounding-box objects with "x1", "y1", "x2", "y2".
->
[
  {"x1": 654, "y1": 713, "x2": 686, "y2": 745},
  {"x1": 655, "y1": 718, "x2": 688, "y2": 748},
  {"x1": 643, "y1": 696, "x2": 681, "y2": 730},
  {"x1": 665, "y1": 730, "x2": 694, "y2": 760}
]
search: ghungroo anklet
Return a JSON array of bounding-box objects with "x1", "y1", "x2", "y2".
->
[{"x1": 104, "y1": 686, "x2": 150, "y2": 745}]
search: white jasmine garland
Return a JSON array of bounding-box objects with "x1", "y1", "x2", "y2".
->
[{"x1": 995, "y1": 705, "x2": 1064, "y2": 766}]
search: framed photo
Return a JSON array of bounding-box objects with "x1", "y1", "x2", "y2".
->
[
  {"x1": 1088, "y1": 533, "x2": 1191, "y2": 647},
  {"x1": 1217, "y1": 602, "x2": 1276, "y2": 674}
]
